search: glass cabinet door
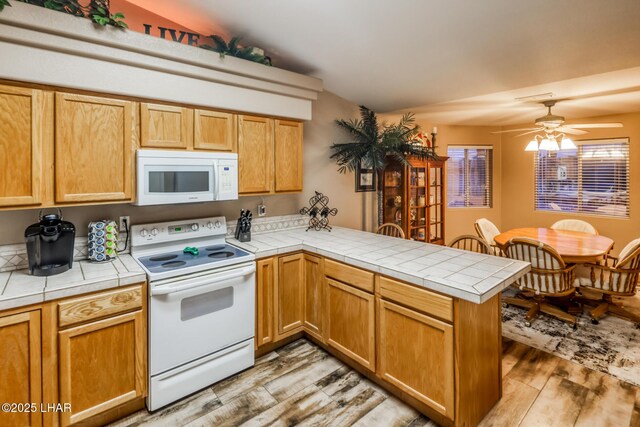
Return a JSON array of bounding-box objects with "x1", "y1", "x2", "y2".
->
[
  {"x1": 383, "y1": 161, "x2": 404, "y2": 229},
  {"x1": 408, "y1": 164, "x2": 427, "y2": 242},
  {"x1": 427, "y1": 162, "x2": 445, "y2": 244}
]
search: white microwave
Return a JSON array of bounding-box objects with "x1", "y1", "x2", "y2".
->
[{"x1": 135, "y1": 150, "x2": 238, "y2": 206}]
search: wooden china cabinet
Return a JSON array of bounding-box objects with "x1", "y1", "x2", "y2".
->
[{"x1": 382, "y1": 156, "x2": 448, "y2": 244}]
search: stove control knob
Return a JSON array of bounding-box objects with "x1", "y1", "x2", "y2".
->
[
  {"x1": 140, "y1": 229, "x2": 148, "y2": 237},
  {"x1": 191, "y1": 223, "x2": 200, "y2": 232},
  {"x1": 151, "y1": 228, "x2": 159, "y2": 236},
  {"x1": 215, "y1": 221, "x2": 221, "y2": 228},
  {"x1": 206, "y1": 222, "x2": 213, "y2": 229}
]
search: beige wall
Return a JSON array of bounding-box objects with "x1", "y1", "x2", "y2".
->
[
  {"x1": 0, "y1": 90, "x2": 364, "y2": 245},
  {"x1": 414, "y1": 121, "x2": 502, "y2": 243},
  {"x1": 500, "y1": 111, "x2": 640, "y2": 256}
]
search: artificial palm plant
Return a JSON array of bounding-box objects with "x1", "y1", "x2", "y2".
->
[{"x1": 330, "y1": 105, "x2": 437, "y2": 226}]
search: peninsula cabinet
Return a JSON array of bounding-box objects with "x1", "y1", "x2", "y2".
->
[
  {"x1": 0, "y1": 283, "x2": 147, "y2": 427},
  {"x1": 254, "y1": 254, "x2": 502, "y2": 427},
  {"x1": 0, "y1": 84, "x2": 50, "y2": 209},
  {"x1": 0, "y1": 309, "x2": 42, "y2": 427},
  {"x1": 55, "y1": 93, "x2": 134, "y2": 204}
]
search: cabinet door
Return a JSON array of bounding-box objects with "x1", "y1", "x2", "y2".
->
[
  {"x1": 303, "y1": 254, "x2": 323, "y2": 341},
  {"x1": 238, "y1": 115, "x2": 273, "y2": 194},
  {"x1": 377, "y1": 299, "x2": 454, "y2": 419},
  {"x1": 275, "y1": 253, "x2": 304, "y2": 339},
  {"x1": 140, "y1": 103, "x2": 192, "y2": 149},
  {"x1": 55, "y1": 93, "x2": 133, "y2": 203},
  {"x1": 194, "y1": 109, "x2": 235, "y2": 151},
  {"x1": 0, "y1": 85, "x2": 49, "y2": 208},
  {"x1": 274, "y1": 120, "x2": 303, "y2": 192},
  {"x1": 58, "y1": 310, "x2": 145, "y2": 426},
  {"x1": 0, "y1": 310, "x2": 42, "y2": 427},
  {"x1": 325, "y1": 278, "x2": 375, "y2": 371},
  {"x1": 256, "y1": 258, "x2": 275, "y2": 347}
]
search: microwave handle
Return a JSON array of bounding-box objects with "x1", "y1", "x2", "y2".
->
[
  {"x1": 151, "y1": 265, "x2": 255, "y2": 296},
  {"x1": 212, "y1": 161, "x2": 219, "y2": 200}
]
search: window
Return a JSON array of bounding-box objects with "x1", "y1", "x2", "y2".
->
[
  {"x1": 535, "y1": 138, "x2": 629, "y2": 218},
  {"x1": 447, "y1": 146, "x2": 493, "y2": 208}
]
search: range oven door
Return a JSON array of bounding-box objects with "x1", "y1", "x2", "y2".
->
[{"x1": 149, "y1": 263, "x2": 256, "y2": 377}]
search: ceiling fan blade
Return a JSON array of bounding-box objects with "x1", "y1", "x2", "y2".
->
[
  {"x1": 490, "y1": 127, "x2": 540, "y2": 134},
  {"x1": 515, "y1": 129, "x2": 542, "y2": 137},
  {"x1": 563, "y1": 123, "x2": 623, "y2": 129},
  {"x1": 556, "y1": 127, "x2": 588, "y2": 135}
]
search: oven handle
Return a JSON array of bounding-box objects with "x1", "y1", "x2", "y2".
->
[{"x1": 151, "y1": 265, "x2": 255, "y2": 296}]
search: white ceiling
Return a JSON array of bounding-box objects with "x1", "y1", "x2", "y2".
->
[{"x1": 128, "y1": 0, "x2": 640, "y2": 124}]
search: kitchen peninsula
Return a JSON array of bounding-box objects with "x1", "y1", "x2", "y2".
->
[{"x1": 230, "y1": 224, "x2": 530, "y2": 427}]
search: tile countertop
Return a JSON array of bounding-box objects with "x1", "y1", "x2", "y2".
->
[
  {"x1": 0, "y1": 255, "x2": 146, "y2": 311},
  {"x1": 229, "y1": 227, "x2": 531, "y2": 304}
]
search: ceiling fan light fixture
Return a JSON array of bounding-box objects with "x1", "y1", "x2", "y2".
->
[
  {"x1": 560, "y1": 137, "x2": 577, "y2": 150},
  {"x1": 539, "y1": 137, "x2": 559, "y2": 151},
  {"x1": 525, "y1": 139, "x2": 539, "y2": 151}
]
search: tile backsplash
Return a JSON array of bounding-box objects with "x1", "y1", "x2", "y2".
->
[{"x1": 1, "y1": 214, "x2": 308, "y2": 272}]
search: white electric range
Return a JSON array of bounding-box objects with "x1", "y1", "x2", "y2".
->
[{"x1": 131, "y1": 216, "x2": 256, "y2": 411}]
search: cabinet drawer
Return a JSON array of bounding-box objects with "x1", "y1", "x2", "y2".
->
[
  {"x1": 58, "y1": 285, "x2": 143, "y2": 328},
  {"x1": 378, "y1": 276, "x2": 453, "y2": 322},
  {"x1": 324, "y1": 259, "x2": 374, "y2": 293}
]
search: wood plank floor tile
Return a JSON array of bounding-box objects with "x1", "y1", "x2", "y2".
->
[
  {"x1": 351, "y1": 396, "x2": 424, "y2": 427},
  {"x1": 506, "y1": 346, "x2": 560, "y2": 390},
  {"x1": 502, "y1": 338, "x2": 532, "y2": 378},
  {"x1": 184, "y1": 387, "x2": 277, "y2": 427},
  {"x1": 263, "y1": 350, "x2": 344, "y2": 401},
  {"x1": 108, "y1": 388, "x2": 221, "y2": 427},
  {"x1": 478, "y1": 378, "x2": 539, "y2": 427},
  {"x1": 240, "y1": 385, "x2": 334, "y2": 427},
  {"x1": 316, "y1": 366, "x2": 388, "y2": 399},
  {"x1": 574, "y1": 375, "x2": 636, "y2": 427},
  {"x1": 631, "y1": 389, "x2": 640, "y2": 427},
  {"x1": 520, "y1": 375, "x2": 590, "y2": 427},
  {"x1": 212, "y1": 341, "x2": 327, "y2": 403},
  {"x1": 553, "y1": 358, "x2": 609, "y2": 391}
]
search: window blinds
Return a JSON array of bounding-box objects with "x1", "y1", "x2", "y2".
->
[
  {"x1": 535, "y1": 138, "x2": 629, "y2": 218},
  {"x1": 447, "y1": 146, "x2": 493, "y2": 208}
]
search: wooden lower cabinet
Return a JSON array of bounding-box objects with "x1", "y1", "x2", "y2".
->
[
  {"x1": 377, "y1": 299, "x2": 454, "y2": 419},
  {"x1": 275, "y1": 253, "x2": 304, "y2": 339},
  {"x1": 303, "y1": 254, "x2": 323, "y2": 341},
  {"x1": 325, "y1": 278, "x2": 375, "y2": 371},
  {"x1": 256, "y1": 258, "x2": 276, "y2": 347},
  {"x1": 0, "y1": 310, "x2": 42, "y2": 427},
  {"x1": 58, "y1": 310, "x2": 146, "y2": 426}
]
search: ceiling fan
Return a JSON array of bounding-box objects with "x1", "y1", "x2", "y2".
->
[
  {"x1": 492, "y1": 100, "x2": 623, "y2": 151},
  {"x1": 492, "y1": 100, "x2": 623, "y2": 136}
]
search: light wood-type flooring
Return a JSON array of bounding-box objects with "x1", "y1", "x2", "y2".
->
[{"x1": 110, "y1": 338, "x2": 640, "y2": 427}]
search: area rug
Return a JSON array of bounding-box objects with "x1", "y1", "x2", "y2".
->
[{"x1": 501, "y1": 288, "x2": 640, "y2": 387}]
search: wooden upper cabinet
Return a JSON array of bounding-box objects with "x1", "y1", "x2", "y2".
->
[
  {"x1": 238, "y1": 115, "x2": 274, "y2": 194},
  {"x1": 0, "y1": 310, "x2": 42, "y2": 427},
  {"x1": 58, "y1": 310, "x2": 146, "y2": 426},
  {"x1": 256, "y1": 258, "x2": 275, "y2": 348},
  {"x1": 55, "y1": 93, "x2": 133, "y2": 203},
  {"x1": 274, "y1": 120, "x2": 303, "y2": 193},
  {"x1": 140, "y1": 103, "x2": 192, "y2": 149},
  {"x1": 194, "y1": 109, "x2": 236, "y2": 151},
  {"x1": 0, "y1": 85, "x2": 50, "y2": 208},
  {"x1": 377, "y1": 299, "x2": 454, "y2": 419},
  {"x1": 275, "y1": 253, "x2": 304, "y2": 339},
  {"x1": 303, "y1": 254, "x2": 324, "y2": 341},
  {"x1": 325, "y1": 278, "x2": 375, "y2": 371}
]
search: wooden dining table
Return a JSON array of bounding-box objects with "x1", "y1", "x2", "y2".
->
[{"x1": 494, "y1": 227, "x2": 614, "y2": 264}]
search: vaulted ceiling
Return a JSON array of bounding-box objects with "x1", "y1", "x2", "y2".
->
[{"x1": 127, "y1": 0, "x2": 640, "y2": 124}]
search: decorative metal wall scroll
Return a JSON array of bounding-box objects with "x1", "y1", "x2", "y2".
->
[{"x1": 299, "y1": 191, "x2": 338, "y2": 231}]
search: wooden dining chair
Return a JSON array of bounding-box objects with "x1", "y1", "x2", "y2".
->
[
  {"x1": 448, "y1": 235, "x2": 491, "y2": 254},
  {"x1": 376, "y1": 223, "x2": 405, "y2": 239},
  {"x1": 474, "y1": 218, "x2": 502, "y2": 256},
  {"x1": 576, "y1": 238, "x2": 640, "y2": 324},
  {"x1": 551, "y1": 219, "x2": 598, "y2": 235},
  {"x1": 504, "y1": 237, "x2": 578, "y2": 328}
]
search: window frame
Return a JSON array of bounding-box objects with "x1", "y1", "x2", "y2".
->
[
  {"x1": 446, "y1": 145, "x2": 493, "y2": 209},
  {"x1": 533, "y1": 137, "x2": 630, "y2": 219}
]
